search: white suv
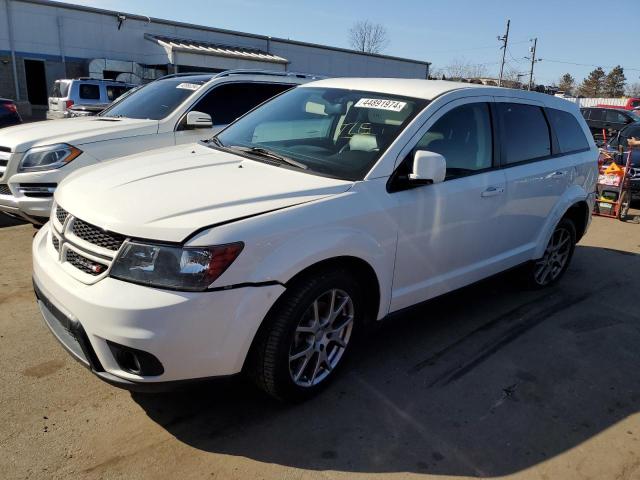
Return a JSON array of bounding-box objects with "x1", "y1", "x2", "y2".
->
[
  {"x1": 0, "y1": 70, "x2": 316, "y2": 223},
  {"x1": 32, "y1": 79, "x2": 598, "y2": 401}
]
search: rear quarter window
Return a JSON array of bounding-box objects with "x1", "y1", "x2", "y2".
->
[
  {"x1": 51, "y1": 80, "x2": 70, "y2": 98},
  {"x1": 497, "y1": 103, "x2": 551, "y2": 164},
  {"x1": 546, "y1": 108, "x2": 590, "y2": 153},
  {"x1": 79, "y1": 84, "x2": 100, "y2": 100}
]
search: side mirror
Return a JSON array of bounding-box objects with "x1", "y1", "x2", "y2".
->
[
  {"x1": 185, "y1": 111, "x2": 213, "y2": 129},
  {"x1": 409, "y1": 150, "x2": 446, "y2": 185}
]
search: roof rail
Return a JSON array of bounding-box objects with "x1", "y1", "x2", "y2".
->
[
  {"x1": 212, "y1": 69, "x2": 325, "y2": 80},
  {"x1": 155, "y1": 72, "x2": 216, "y2": 81},
  {"x1": 74, "y1": 77, "x2": 132, "y2": 84}
]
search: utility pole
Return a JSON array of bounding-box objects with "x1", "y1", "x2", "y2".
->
[
  {"x1": 527, "y1": 38, "x2": 539, "y2": 91},
  {"x1": 497, "y1": 19, "x2": 510, "y2": 87}
]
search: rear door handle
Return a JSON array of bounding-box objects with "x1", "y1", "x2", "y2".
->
[
  {"x1": 552, "y1": 171, "x2": 568, "y2": 177},
  {"x1": 481, "y1": 186, "x2": 505, "y2": 198}
]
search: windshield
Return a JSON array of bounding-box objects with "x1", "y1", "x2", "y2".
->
[
  {"x1": 100, "y1": 78, "x2": 207, "y2": 120},
  {"x1": 215, "y1": 87, "x2": 427, "y2": 180}
]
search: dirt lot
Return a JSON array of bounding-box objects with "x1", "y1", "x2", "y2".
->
[{"x1": 1, "y1": 212, "x2": 640, "y2": 480}]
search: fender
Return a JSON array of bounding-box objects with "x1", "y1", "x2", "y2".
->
[
  {"x1": 248, "y1": 225, "x2": 393, "y2": 320},
  {"x1": 533, "y1": 184, "x2": 590, "y2": 259}
]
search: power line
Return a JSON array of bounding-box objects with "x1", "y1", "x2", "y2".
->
[{"x1": 542, "y1": 58, "x2": 640, "y2": 72}]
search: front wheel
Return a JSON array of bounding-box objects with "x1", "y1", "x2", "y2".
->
[
  {"x1": 248, "y1": 268, "x2": 363, "y2": 402},
  {"x1": 525, "y1": 218, "x2": 577, "y2": 288}
]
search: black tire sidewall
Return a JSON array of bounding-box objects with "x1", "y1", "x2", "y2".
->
[{"x1": 259, "y1": 269, "x2": 364, "y2": 401}]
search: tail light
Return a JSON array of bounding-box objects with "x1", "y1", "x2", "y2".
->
[
  {"x1": 65, "y1": 100, "x2": 74, "y2": 109},
  {"x1": 4, "y1": 103, "x2": 18, "y2": 114}
]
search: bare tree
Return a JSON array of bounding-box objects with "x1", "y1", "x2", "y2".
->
[
  {"x1": 439, "y1": 59, "x2": 488, "y2": 80},
  {"x1": 625, "y1": 82, "x2": 640, "y2": 97},
  {"x1": 349, "y1": 20, "x2": 389, "y2": 54}
]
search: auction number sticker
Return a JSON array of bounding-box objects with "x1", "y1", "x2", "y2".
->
[
  {"x1": 176, "y1": 82, "x2": 202, "y2": 91},
  {"x1": 354, "y1": 98, "x2": 407, "y2": 112}
]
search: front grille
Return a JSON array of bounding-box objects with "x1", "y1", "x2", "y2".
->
[
  {"x1": 65, "y1": 250, "x2": 107, "y2": 276},
  {"x1": 71, "y1": 219, "x2": 125, "y2": 251},
  {"x1": 0, "y1": 184, "x2": 10, "y2": 195},
  {"x1": 55, "y1": 206, "x2": 68, "y2": 225},
  {"x1": 0, "y1": 159, "x2": 7, "y2": 167},
  {"x1": 52, "y1": 235, "x2": 60, "y2": 252},
  {"x1": 0, "y1": 146, "x2": 10, "y2": 153}
]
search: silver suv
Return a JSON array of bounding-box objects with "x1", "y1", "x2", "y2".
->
[
  {"x1": 47, "y1": 79, "x2": 135, "y2": 120},
  {"x1": 1, "y1": 70, "x2": 319, "y2": 223}
]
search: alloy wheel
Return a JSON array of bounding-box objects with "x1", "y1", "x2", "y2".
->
[
  {"x1": 288, "y1": 288, "x2": 354, "y2": 387},
  {"x1": 534, "y1": 226, "x2": 572, "y2": 286}
]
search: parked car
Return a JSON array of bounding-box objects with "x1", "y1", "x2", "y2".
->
[
  {"x1": 603, "y1": 122, "x2": 640, "y2": 202},
  {"x1": 47, "y1": 78, "x2": 136, "y2": 120},
  {"x1": 64, "y1": 85, "x2": 142, "y2": 118},
  {"x1": 0, "y1": 70, "x2": 317, "y2": 223},
  {"x1": 32, "y1": 79, "x2": 598, "y2": 401},
  {"x1": 64, "y1": 103, "x2": 110, "y2": 118},
  {"x1": 0, "y1": 98, "x2": 21, "y2": 128},
  {"x1": 580, "y1": 107, "x2": 640, "y2": 143}
]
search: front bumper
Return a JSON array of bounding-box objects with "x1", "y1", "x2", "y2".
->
[
  {"x1": 32, "y1": 225, "x2": 286, "y2": 388},
  {"x1": 0, "y1": 183, "x2": 52, "y2": 223},
  {"x1": 46, "y1": 110, "x2": 65, "y2": 120}
]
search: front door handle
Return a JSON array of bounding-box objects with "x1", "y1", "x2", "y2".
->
[
  {"x1": 481, "y1": 186, "x2": 505, "y2": 198},
  {"x1": 552, "y1": 171, "x2": 568, "y2": 177}
]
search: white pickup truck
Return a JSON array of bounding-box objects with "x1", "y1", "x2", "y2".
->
[{"x1": 0, "y1": 70, "x2": 315, "y2": 223}]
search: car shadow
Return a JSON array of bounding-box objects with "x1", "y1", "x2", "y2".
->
[
  {"x1": 0, "y1": 213, "x2": 28, "y2": 228},
  {"x1": 132, "y1": 244, "x2": 640, "y2": 476}
]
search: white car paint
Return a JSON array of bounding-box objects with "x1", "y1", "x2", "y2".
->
[
  {"x1": 0, "y1": 72, "x2": 311, "y2": 222},
  {"x1": 32, "y1": 79, "x2": 598, "y2": 387}
]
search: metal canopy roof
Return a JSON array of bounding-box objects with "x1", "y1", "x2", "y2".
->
[{"x1": 144, "y1": 34, "x2": 289, "y2": 65}]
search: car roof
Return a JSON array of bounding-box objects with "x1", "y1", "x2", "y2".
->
[
  {"x1": 303, "y1": 78, "x2": 490, "y2": 100},
  {"x1": 303, "y1": 78, "x2": 585, "y2": 113}
]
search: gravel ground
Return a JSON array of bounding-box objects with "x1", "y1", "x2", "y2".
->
[{"x1": 1, "y1": 212, "x2": 640, "y2": 480}]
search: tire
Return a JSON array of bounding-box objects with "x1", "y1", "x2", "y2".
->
[
  {"x1": 524, "y1": 218, "x2": 577, "y2": 288},
  {"x1": 248, "y1": 268, "x2": 363, "y2": 402},
  {"x1": 618, "y1": 190, "x2": 630, "y2": 221}
]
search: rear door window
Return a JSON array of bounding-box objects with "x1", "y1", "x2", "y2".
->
[
  {"x1": 187, "y1": 82, "x2": 294, "y2": 126},
  {"x1": 546, "y1": 108, "x2": 590, "y2": 153},
  {"x1": 497, "y1": 103, "x2": 551, "y2": 164},
  {"x1": 79, "y1": 84, "x2": 100, "y2": 100},
  {"x1": 588, "y1": 109, "x2": 605, "y2": 121}
]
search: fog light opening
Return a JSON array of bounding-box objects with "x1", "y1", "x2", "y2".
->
[{"x1": 107, "y1": 341, "x2": 164, "y2": 376}]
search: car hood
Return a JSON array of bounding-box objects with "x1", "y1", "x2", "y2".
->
[
  {"x1": 0, "y1": 117, "x2": 158, "y2": 153},
  {"x1": 55, "y1": 143, "x2": 353, "y2": 242}
]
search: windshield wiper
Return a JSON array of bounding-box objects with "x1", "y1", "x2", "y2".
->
[{"x1": 229, "y1": 145, "x2": 308, "y2": 170}]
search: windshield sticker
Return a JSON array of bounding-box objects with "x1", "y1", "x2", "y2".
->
[
  {"x1": 354, "y1": 98, "x2": 407, "y2": 112},
  {"x1": 176, "y1": 82, "x2": 202, "y2": 91}
]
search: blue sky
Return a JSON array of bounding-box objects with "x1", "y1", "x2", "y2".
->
[{"x1": 64, "y1": 0, "x2": 640, "y2": 87}]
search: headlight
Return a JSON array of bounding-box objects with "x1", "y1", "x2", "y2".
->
[
  {"x1": 110, "y1": 241, "x2": 244, "y2": 291},
  {"x1": 19, "y1": 144, "x2": 82, "y2": 172}
]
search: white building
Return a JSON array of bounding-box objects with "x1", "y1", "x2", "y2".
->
[{"x1": 0, "y1": 0, "x2": 430, "y2": 116}]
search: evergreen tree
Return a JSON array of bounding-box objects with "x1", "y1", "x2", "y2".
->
[
  {"x1": 577, "y1": 67, "x2": 606, "y2": 97},
  {"x1": 603, "y1": 65, "x2": 626, "y2": 97},
  {"x1": 558, "y1": 73, "x2": 576, "y2": 95}
]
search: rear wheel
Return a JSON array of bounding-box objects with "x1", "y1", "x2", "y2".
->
[
  {"x1": 248, "y1": 268, "x2": 362, "y2": 402},
  {"x1": 525, "y1": 218, "x2": 576, "y2": 288}
]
